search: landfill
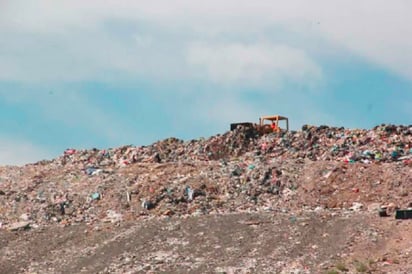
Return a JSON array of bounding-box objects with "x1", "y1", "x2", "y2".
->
[{"x1": 1, "y1": 124, "x2": 412, "y2": 273}]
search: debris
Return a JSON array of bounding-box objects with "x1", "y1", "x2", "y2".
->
[
  {"x1": 8, "y1": 221, "x2": 31, "y2": 231},
  {"x1": 64, "y1": 149, "x2": 76, "y2": 155},
  {"x1": 0, "y1": 124, "x2": 411, "y2": 228},
  {"x1": 0, "y1": 123, "x2": 411, "y2": 272},
  {"x1": 186, "y1": 186, "x2": 194, "y2": 201},
  {"x1": 395, "y1": 209, "x2": 412, "y2": 220},
  {"x1": 379, "y1": 208, "x2": 389, "y2": 217},
  {"x1": 105, "y1": 210, "x2": 123, "y2": 223},
  {"x1": 86, "y1": 167, "x2": 102, "y2": 176},
  {"x1": 91, "y1": 192, "x2": 101, "y2": 200},
  {"x1": 367, "y1": 203, "x2": 381, "y2": 212},
  {"x1": 240, "y1": 220, "x2": 271, "y2": 226},
  {"x1": 350, "y1": 202, "x2": 363, "y2": 212},
  {"x1": 142, "y1": 200, "x2": 155, "y2": 210},
  {"x1": 19, "y1": 213, "x2": 30, "y2": 221}
]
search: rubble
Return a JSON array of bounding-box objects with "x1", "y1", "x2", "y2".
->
[
  {"x1": 0, "y1": 124, "x2": 412, "y2": 273},
  {"x1": 0, "y1": 124, "x2": 411, "y2": 229}
]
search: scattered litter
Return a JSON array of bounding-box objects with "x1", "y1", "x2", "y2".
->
[
  {"x1": 395, "y1": 209, "x2": 412, "y2": 220},
  {"x1": 91, "y1": 192, "x2": 101, "y2": 200},
  {"x1": 350, "y1": 202, "x2": 364, "y2": 212},
  {"x1": 105, "y1": 210, "x2": 123, "y2": 223}
]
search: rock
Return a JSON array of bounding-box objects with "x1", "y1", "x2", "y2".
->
[
  {"x1": 19, "y1": 213, "x2": 30, "y2": 221},
  {"x1": 8, "y1": 221, "x2": 31, "y2": 231}
]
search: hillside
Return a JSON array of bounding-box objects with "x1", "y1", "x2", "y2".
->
[{"x1": 1, "y1": 124, "x2": 412, "y2": 273}]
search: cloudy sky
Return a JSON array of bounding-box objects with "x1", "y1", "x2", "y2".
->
[{"x1": 1, "y1": 0, "x2": 412, "y2": 165}]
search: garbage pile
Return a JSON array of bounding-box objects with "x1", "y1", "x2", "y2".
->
[
  {"x1": 259, "y1": 124, "x2": 412, "y2": 164},
  {"x1": 59, "y1": 124, "x2": 412, "y2": 166},
  {"x1": 0, "y1": 124, "x2": 411, "y2": 230},
  {"x1": 50, "y1": 126, "x2": 258, "y2": 169}
]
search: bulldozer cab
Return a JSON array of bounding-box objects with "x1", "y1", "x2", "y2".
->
[{"x1": 259, "y1": 115, "x2": 289, "y2": 133}]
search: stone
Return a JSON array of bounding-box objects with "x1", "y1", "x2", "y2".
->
[
  {"x1": 19, "y1": 213, "x2": 30, "y2": 221},
  {"x1": 8, "y1": 221, "x2": 31, "y2": 231}
]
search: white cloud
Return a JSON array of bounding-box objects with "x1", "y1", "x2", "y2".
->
[
  {"x1": 194, "y1": 95, "x2": 260, "y2": 126},
  {"x1": 0, "y1": 137, "x2": 53, "y2": 166},
  {"x1": 312, "y1": 1, "x2": 412, "y2": 80},
  {"x1": 1, "y1": 0, "x2": 410, "y2": 144},
  {"x1": 1, "y1": 0, "x2": 411, "y2": 84},
  {"x1": 187, "y1": 43, "x2": 322, "y2": 88}
]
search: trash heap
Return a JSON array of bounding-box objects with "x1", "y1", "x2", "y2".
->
[
  {"x1": 258, "y1": 124, "x2": 412, "y2": 164},
  {"x1": 0, "y1": 124, "x2": 411, "y2": 230},
  {"x1": 53, "y1": 124, "x2": 412, "y2": 167},
  {"x1": 52, "y1": 125, "x2": 259, "y2": 168}
]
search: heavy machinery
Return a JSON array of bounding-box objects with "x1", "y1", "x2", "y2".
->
[
  {"x1": 230, "y1": 115, "x2": 289, "y2": 134},
  {"x1": 258, "y1": 115, "x2": 289, "y2": 133}
]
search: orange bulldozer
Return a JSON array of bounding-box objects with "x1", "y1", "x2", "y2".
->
[{"x1": 230, "y1": 115, "x2": 289, "y2": 134}]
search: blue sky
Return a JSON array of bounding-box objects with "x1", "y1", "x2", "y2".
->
[{"x1": 0, "y1": 0, "x2": 412, "y2": 165}]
